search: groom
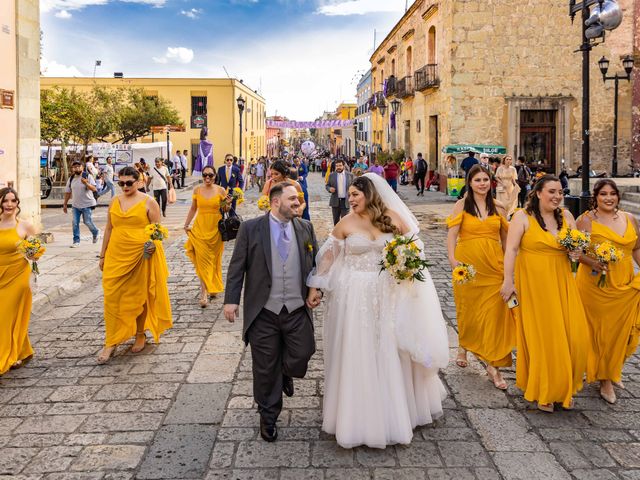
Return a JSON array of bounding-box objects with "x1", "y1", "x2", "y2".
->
[{"x1": 224, "y1": 182, "x2": 321, "y2": 442}]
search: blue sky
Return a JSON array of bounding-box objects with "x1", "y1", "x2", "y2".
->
[{"x1": 41, "y1": 0, "x2": 407, "y2": 119}]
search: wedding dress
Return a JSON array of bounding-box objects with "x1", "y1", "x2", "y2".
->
[{"x1": 308, "y1": 173, "x2": 449, "y2": 449}]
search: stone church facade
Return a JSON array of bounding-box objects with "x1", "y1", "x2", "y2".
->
[{"x1": 370, "y1": 0, "x2": 637, "y2": 175}]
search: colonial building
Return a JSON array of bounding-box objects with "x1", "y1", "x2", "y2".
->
[
  {"x1": 0, "y1": 0, "x2": 40, "y2": 223},
  {"x1": 370, "y1": 0, "x2": 637, "y2": 174},
  {"x1": 356, "y1": 70, "x2": 373, "y2": 156},
  {"x1": 334, "y1": 102, "x2": 357, "y2": 157},
  {"x1": 40, "y1": 77, "x2": 266, "y2": 169}
]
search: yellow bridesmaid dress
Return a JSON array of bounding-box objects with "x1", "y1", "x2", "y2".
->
[
  {"x1": 447, "y1": 212, "x2": 515, "y2": 366},
  {"x1": 515, "y1": 213, "x2": 590, "y2": 407},
  {"x1": 185, "y1": 191, "x2": 224, "y2": 295},
  {"x1": 0, "y1": 225, "x2": 34, "y2": 373},
  {"x1": 102, "y1": 198, "x2": 172, "y2": 347},
  {"x1": 576, "y1": 214, "x2": 640, "y2": 384}
]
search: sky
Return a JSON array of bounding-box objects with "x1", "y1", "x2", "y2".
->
[{"x1": 40, "y1": 0, "x2": 408, "y2": 120}]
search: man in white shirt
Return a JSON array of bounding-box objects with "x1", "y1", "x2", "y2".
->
[
  {"x1": 147, "y1": 157, "x2": 173, "y2": 217},
  {"x1": 98, "y1": 156, "x2": 115, "y2": 198},
  {"x1": 172, "y1": 149, "x2": 182, "y2": 189},
  {"x1": 180, "y1": 149, "x2": 189, "y2": 188}
]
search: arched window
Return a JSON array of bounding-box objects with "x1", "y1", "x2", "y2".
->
[
  {"x1": 406, "y1": 47, "x2": 412, "y2": 76},
  {"x1": 428, "y1": 26, "x2": 436, "y2": 64}
]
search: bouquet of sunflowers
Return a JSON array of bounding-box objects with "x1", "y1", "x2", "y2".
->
[
  {"x1": 556, "y1": 228, "x2": 590, "y2": 273},
  {"x1": 380, "y1": 235, "x2": 430, "y2": 283},
  {"x1": 143, "y1": 223, "x2": 169, "y2": 259},
  {"x1": 16, "y1": 236, "x2": 46, "y2": 275},
  {"x1": 257, "y1": 195, "x2": 271, "y2": 212},
  {"x1": 452, "y1": 263, "x2": 476, "y2": 285},
  {"x1": 591, "y1": 241, "x2": 623, "y2": 288}
]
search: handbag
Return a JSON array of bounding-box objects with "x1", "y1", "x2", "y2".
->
[
  {"x1": 168, "y1": 187, "x2": 176, "y2": 204},
  {"x1": 218, "y1": 209, "x2": 242, "y2": 242}
]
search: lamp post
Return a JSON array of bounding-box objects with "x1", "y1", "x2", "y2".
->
[
  {"x1": 598, "y1": 54, "x2": 634, "y2": 177},
  {"x1": 390, "y1": 99, "x2": 400, "y2": 151},
  {"x1": 236, "y1": 95, "x2": 246, "y2": 158}
]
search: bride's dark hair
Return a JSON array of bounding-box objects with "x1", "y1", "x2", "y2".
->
[{"x1": 350, "y1": 176, "x2": 398, "y2": 234}]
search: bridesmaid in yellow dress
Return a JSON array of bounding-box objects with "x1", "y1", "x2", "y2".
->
[
  {"x1": 495, "y1": 155, "x2": 520, "y2": 217},
  {"x1": 447, "y1": 165, "x2": 515, "y2": 390},
  {"x1": 183, "y1": 165, "x2": 229, "y2": 308},
  {"x1": 501, "y1": 175, "x2": 590, "y2": 412},
  {"x1": 262, "y1": 160, "x2": 306, "y2": 214},
  {"x1": 576, "y1": 179, "x2": 640, "y2": 404},
  {"x1": 0, "y1": 188, "x2": 38, "y2": 374},
  {"x1": 97, "y1": 166, "x2": 172, "y2": 364}
]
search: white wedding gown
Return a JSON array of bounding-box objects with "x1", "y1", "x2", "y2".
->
[{"x1": 309, "y1": 232, "x2": 449, "y2": 449}]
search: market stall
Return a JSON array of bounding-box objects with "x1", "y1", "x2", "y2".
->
[{"x1": 441, "y1": 144, "x2": 507, "y2": 197}]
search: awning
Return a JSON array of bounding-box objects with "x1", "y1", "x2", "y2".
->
[{"x1": 442, "y1": 144, "x2": 507, "y2": 155}]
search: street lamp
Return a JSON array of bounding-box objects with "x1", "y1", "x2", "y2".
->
[
  {"x1": 378, "y1": 101, "x2": 387, "y2": 117},
  {"x1": 390, "y1": 99, "x2": 401, "y2": 114},
  {"x1": 236, "y1": 95, "x2": 246, "y2": 158},
  {"x1": 598, "y1": 54, "x2": 634, "y2": 177}
]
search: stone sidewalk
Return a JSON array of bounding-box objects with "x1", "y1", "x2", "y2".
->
[{"x1": 2, "y1": 174, "x2": 640, "y2": 480}]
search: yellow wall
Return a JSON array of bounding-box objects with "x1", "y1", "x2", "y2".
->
[
  {"x1": 40, "y1": 77, "x2": 266, "y2": 169},
  {"x1": 0, "y1": 1, "x2": 18, "y2": 188}
]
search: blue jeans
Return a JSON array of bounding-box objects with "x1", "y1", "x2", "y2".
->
[
  {"x1": 387, "y1": 178, "x2": 398, "y2": 192},
  {"x1": 99, "y1": 180, "x2": 115, "y2": 198},
  {"x1": 72, "y1": 207, "x2": 99, "y2": 244}
]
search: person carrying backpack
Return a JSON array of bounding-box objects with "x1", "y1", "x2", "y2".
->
[
  {"x1": 414, "y1": 153, "x2": 428, "y2": 196},
  {"x1": 515, "y1": 156, "x2": 532, "y2": 208}
]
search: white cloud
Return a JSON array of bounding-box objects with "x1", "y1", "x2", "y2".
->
[
  {"x1": 316, "y1": 0, "x2": 404, "y2": 16},
  {"x1": 180, "y1": 8, "x2": 203, "y2": 19},
  {"x1": 153, "y1": 47, "x2": 195, "y2": 64},
  {"x1": 41, "y1": 0, "x2": 165, "y2": 14},
  {"x1": 54, "y1": 10, "x2": 73, "y2": 19},
  {"x1": 41, "y1": 58, "x2": 84, "y2": 76}
]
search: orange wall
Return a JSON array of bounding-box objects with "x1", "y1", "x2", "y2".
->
[{"x1": 0, "y1": 1, "x2": 17, "y2": 188}]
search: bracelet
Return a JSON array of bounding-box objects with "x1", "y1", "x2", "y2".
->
[{"x1": 184, "y1": 225, "x2": 190, "y2": 229}]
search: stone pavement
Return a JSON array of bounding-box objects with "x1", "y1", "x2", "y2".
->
[{"x1": 2, "y1": 173, "x2": 640, "y2": 480}]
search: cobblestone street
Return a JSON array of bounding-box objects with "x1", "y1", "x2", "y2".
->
[{"x1": 2, "y1": 174, "x2": 640, "y2": 480}]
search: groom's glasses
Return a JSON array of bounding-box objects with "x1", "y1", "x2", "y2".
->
[
  {"x1": 202, "y1": 173, "x2": 215, "y2": 179},
  {"x1": 118, "y1": 180, "x2": 136, "y2": 187}
]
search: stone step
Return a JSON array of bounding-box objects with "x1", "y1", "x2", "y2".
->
[
  {"x1": 619, "y1": 200, "x2": 640, "y2": 215},
  {"x1": 622, "y1": 191, "x2": 640, "y2": 203}
]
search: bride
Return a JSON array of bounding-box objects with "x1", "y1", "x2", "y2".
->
[{"x1": 307, "y1": 173, "x2": 449, "y2": 449}]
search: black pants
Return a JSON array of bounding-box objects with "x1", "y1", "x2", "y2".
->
[
  {"x1": 172, "y1": 172, "x2": 181, "y2": 189},
  {"x1": 153, "y1": 188, "x2": 167, "y2": 215},
  {"x1": 415, "y1": 172, "x2": 426, "y2": 193},
  {"x1": 331, "y1": 198, "x2": 349, "y2": 225},
  {"x1": 517, "y1": 183, "x2": 528, "y2": 208},
  {"x1": 247, "y1": 307, "x2": 315, "y2": 424},
  {"x1": 180, "y1": 168, "x2": 186, "y2": 188}
]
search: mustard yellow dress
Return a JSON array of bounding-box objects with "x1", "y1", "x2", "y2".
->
[
  {"x1": 0, "y1": 225, "x2": 34, "y2": 374},
  {"x1": 576, "y1": 214, "x2": 640, "y2": 384},
  {"x1": 185, "y1": 192, "x2": 224, "y2": 294},
  {"x1": 515, "y1": 214, "x2": 590, "y2": 407},
  {"x1": 102, "y1": 198, "x2": 172, "y2": 347},
  {"x1": 447, "y1": 212, "x2": 515, "y2": 366}
]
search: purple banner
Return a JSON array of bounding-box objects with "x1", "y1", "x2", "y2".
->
[{"x1": 266, "y1": 119, "x2": 356, "y2": 129}]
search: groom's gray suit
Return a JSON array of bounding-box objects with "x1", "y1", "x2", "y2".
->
[{"x1": 224, "y1": 213, "x2": 318, "y2": 424}]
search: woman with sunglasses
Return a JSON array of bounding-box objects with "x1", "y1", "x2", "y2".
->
[
  {"x1": 184, "y1": 166, "x2": 230, "y2": 307},
  {"x1": 97, "y1": 166, "x2": 173, "y2": 364}
]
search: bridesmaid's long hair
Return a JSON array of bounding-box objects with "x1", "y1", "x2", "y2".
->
[
  {"x1": 0, "y1": 187, "x2": 20, "y2": 217},
  {"x1": 591, "y1": 178, "x2": 620, "y2": 215},
  {"x1": 525, "y1": 175, "x2": 563, "y2": 231},
  {"x1": 350, "y1": 176, "x2": 398, "y2": 234},
  {"x1": 463, "y1": 165, "x2": 497, "y2": 218}
]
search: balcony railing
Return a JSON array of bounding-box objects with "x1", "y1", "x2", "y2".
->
[
  {"x1": 396, "y1": 76, "x2": 414, "y2": 98},
  {"x1": 414, "y1": 64, "x2": 440, "y2": 91},
  {"x1": 375, "y1": 91, "x2": 386, "y2": 107},
  {"x1": 385, "y1": 76, "x2": 397, "y2": 97}
]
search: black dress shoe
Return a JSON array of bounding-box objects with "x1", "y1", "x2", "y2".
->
[
  {"x1": 283, "y1": 375, "x2": 294, "y2": 397},
  {"x1": 260, "y1": 418, "x2": 278, "y2": 442}
]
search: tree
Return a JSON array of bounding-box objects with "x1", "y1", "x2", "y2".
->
[
  {"x1": 40, "y1": 87, "x2": 78, "y2": 181},
  {"x1": 114, "y1": 88, "x2": 182, "y2": 144}
]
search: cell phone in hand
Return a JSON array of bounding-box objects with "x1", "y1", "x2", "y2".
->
[{"x1": 507, "y1": 294, "x2": 519, "y2": 309}]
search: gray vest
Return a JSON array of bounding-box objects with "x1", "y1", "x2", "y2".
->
[{"x1": 265, "y1": 225, "x2": 304, "y2": 315}]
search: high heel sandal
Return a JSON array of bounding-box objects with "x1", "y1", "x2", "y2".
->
[
  {"x1": 10, "y1": 355, "x2": 33, "y2": 370},
  {"x1": 456, "y1": 348, "x2": 468, "y2": 368},
  {"x1": 97, "y1": 346, "x2": 117, "y2": 365},
  {"x1": 131, "y1": 332, "x2": 146, "y2": 353},
  {"x1": 199, "y1": 290, "x2": 209, "y2": 308},
  {"x1": 486, "y1": 366, "x2": 508, "y2": 390},
  {"x1": 538, "y1": 402, "x2": 554, "y2": 413}
]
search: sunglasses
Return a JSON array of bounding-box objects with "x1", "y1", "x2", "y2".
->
[
  {"x1": 118, "y1": 180, "x2": 137, "y2": 187},
  {"x1": 202, "y1": 173, "x2": 215, "y2": 178}
]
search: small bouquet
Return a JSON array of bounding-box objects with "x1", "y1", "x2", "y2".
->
[
  {"x1": 592, "y1": 241, "x2": 623, "y2": 288},
  {"x1": 452, "y1": 263, "x2": 476, "y2": 285},
  {"x1": 257, "y1": 195, "x2": 271, "y2": 212},
  {"x1": 16, "y1": 236, "x2": 46, "y2": 275},
  {"x1": 297, "y1": 191, "x2": 305, "y2": 202},
  {"x1": 380, "y1": 235, "x2": 430, "y2": 283},
  {"x1": 556, "y1": 228, "x2": 590, "y2": 273},
  {"x1": 143, "y1": 223, "x2": 169, "y2": 259},
  {"x1": 221, "y1": 187, "x2": 244, "y2": 210},
  {"x1": 232, "y1": 187, "x2": 245, "y2": 205}
]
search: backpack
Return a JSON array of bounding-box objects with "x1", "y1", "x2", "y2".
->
[{"x1": 517, "y1": 165, "x2": 531, "y2": 184}]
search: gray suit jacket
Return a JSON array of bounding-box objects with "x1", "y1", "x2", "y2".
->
[
  {"x1": 224, "y1": 213, "x2": 319, "y2": 343},
  {"x1": 326, "y1": 171, "x2": 353, "y2": 208}
]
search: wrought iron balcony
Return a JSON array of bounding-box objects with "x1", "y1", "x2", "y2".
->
[
  {"x1": 385, "y1": 76, "x2": 397, "y2": 97},
  {"x1": 375, "y1": 91, "x2": 386, "y2": 108},
  {"x1": 396, "y1": 76, "x2": 414, "y2": 98},
  {"x1": 414, "y1": 64, "x2": 440, "y2": 91},
  {"x1": 368, "y1": 95, "x2": 377, "y2": 110}
]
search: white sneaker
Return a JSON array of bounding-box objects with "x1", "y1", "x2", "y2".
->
[{"x1": 70, "y1": 243, "x2": 80, "y2": 248}]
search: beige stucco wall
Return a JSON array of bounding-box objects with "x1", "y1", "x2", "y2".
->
[
  {"x1": 0, "y1": 0, "x2": 40, "y2": 225},
  {"x1": 371, "y1": 0, "x2": 635, "y2": 174},
  {"x1": 40, "y1": 77, "x2": 267, "y2": 168}
]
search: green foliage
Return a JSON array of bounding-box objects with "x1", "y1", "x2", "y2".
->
[{"x1": 391, "y1": 149, "x2": 405, "y2": 164}]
